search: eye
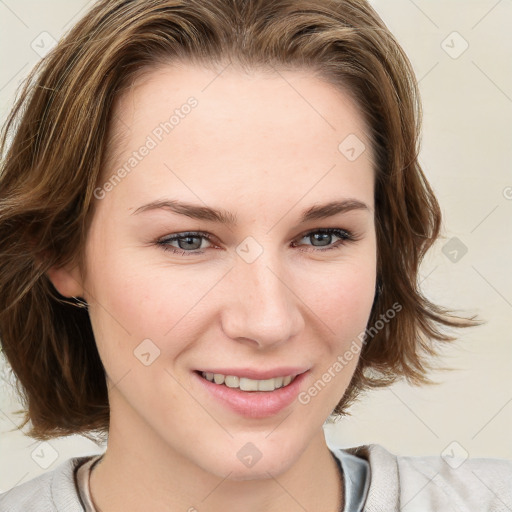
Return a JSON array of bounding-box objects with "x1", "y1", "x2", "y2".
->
[
  {"x1": 156, "y1": 231, "x2": 214, "y2": 255},
  {"x1": 156, "y1": 228, "x2": 356, "y2": 256},
  {"x1": 292, "y1": 228, "x2": 356, "y2": 252}
]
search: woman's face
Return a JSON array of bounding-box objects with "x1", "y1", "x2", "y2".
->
[{"x1": 76, "y1": 63, "x2": 377, "y2": 478}]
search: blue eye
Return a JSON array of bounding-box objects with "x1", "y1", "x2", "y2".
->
[
  {"x1": 157, "y1": 231, "x2": 213, "y2": 255},
  {"x1": 156, "y1": 228, "x2": 356, "y2": 256},
  {"x1": 292, "y1": 228, "x2": 355, "y2": 252}
]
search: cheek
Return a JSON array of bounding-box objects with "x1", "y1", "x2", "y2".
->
[
  {"x1": 298, "y1": 253, "x2": 377, "y2": 340},
  {"x1": 294, "y1": 265, "x2": 375, "y2": 417},
  {"x1": 83, "y1": 242, "x2": 228, "y2": 377},
  {"x1": 328, "y1": 265, "x2": 375, "y2": 328}
]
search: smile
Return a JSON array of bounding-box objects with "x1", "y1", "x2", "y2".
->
[{"x1": 200, "y1": 372, "x2": 298, "y2": 392}]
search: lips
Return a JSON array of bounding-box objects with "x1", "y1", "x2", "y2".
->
[{"x1": 193, "y1": 368, "x2": 310, "y2": 418}]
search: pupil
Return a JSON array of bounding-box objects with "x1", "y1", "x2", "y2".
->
[
  {"x1": 180, "y1": 236, "x2": 200, "y2": 250},
  {"x1": 313, "y1": 233, "x2": 331, "y2": 246}
]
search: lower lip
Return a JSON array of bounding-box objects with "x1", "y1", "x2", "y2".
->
[{"x1": 193, "y1": 371, "x2": 309, "y2": 419}]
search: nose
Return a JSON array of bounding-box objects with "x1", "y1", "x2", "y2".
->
[{"x1": 220, "y1": 251, "x2": 304, "y2": 349}]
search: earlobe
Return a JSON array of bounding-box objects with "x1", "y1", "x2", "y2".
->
[{"x1": 46, "y1": 263, "x2": 85, "y2": 299}]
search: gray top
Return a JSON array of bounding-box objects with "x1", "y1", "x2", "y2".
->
[
  {"x1": 75, "y1": 455, "x2": 101, "y2": 512},
  {"x1": 2, "y1": 442, "x2": 511, "y2": 511}
]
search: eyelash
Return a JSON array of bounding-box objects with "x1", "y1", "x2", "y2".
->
[{"x1": 155, "y1": 228, "x2": 357, "y2": 256}]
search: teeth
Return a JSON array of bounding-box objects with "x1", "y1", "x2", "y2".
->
[
  {"x1": 213, "y1": 373, "x2": 225, "y2": 385},
  {"x1": 274, "y1": 376, "x2": 285, "y2": 388},
  {"x1": 201, "y1": 372, "x2": 296, "y2": 391},
  {"x1": 240, "y1": 377, "x2": 260, "y2": 391},
  {"x1": 224, "y1": 375, "x2": 239, "y2": 388}
]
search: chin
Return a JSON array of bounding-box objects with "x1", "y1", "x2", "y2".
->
[
  {"x1": 215, "y1": 460, "x2": 290, "y2": 481},
  {"x1": 199, "y1": 445, "x2": 299, "y2": 481},
  {"x1": 226, "y1": 470, "x2": 273, "y2": 482}
]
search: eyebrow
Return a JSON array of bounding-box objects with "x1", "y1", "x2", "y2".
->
[{"x1": 131, "y1": 198, "x2": 369, "y2": 225}]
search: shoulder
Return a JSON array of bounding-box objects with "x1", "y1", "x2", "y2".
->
[
  {"x1": 395, "y1": 448, "x2": 512, "y2": 512},
  {"x1": 339, "y1": 443, "x2": 512, "y2": 511},
  {"x1": 0, "y1": 455, "x2": 96, "y2": 512}
]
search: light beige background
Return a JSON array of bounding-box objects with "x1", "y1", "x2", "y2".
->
[{"x1": 1, "y1": 0, "x2": 511, "y2": 493}]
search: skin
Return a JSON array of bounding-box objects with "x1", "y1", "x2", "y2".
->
[{"x1": 47, "y1": 62, "x2": 377, "y2": 512}]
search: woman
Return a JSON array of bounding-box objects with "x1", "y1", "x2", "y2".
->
[{"x1": 0, "y1": 0, "x2": 510, "y2": 510}]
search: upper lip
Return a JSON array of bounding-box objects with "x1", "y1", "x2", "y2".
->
[{"x1": 196, "y1": 367, "x2": 309, "y2": 380}]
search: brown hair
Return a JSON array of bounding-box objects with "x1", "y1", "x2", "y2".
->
[{"x1": 0, "y1": 0, "x2": 478, "y2": 441}]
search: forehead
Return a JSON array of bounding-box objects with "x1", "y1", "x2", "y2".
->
[{"x1": 100, "y1": 62, "x2": 374, "y2": 213}]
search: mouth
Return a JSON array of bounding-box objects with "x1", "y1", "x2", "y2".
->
[
  {"x1": 193, "y1": 368, "x2": 310, "y2": 418},
  {"x1": 197, "y1": 371, "x2": 299, "y2": 392}
]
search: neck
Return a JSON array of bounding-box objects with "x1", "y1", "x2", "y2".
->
[
  {"x1": 89, "y1": 417, "x2": 344, "y2": 512},
  {"x1": 90, "y1": 441, "x2": 344, "y2": 512}
]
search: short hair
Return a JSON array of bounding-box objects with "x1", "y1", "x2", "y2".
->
[{"x1": 0, "y1": 0, "x2": 478, "y2": 441}]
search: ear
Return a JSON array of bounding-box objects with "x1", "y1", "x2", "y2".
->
[{"x1": 46, "y1": 262, "x2": 85, "y2": 299}]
